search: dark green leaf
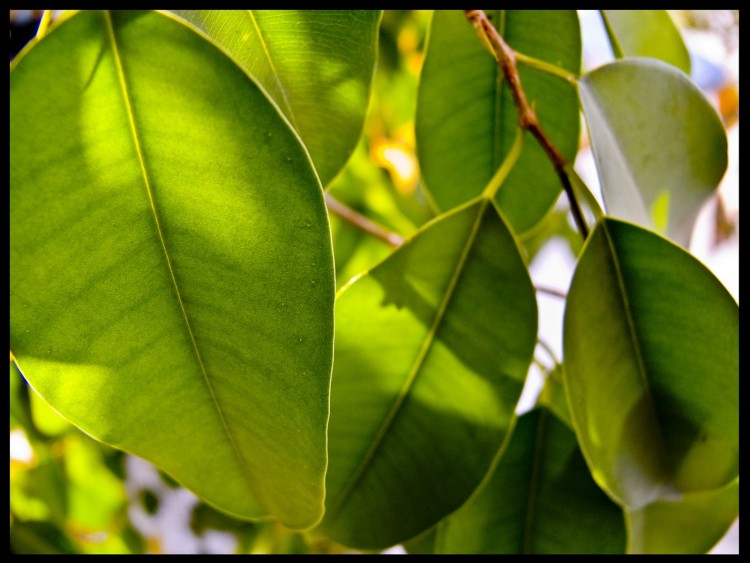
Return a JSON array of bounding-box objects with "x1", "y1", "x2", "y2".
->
[
  {"x1": 319, "y1": 196, "x2": 537, "y2": 549},
  {"x1": 434, "y1": 408, "x2": 626, "y2": 554},
  {"x1": 564, "y1": 218, "x2": 738, "y2": 510}
]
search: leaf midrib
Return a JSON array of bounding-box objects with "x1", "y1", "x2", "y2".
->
[
  {"x1": 327, "y1": 197, "x2": 491, "y2": 526},
  {"x1": 600, "y1": 220, "x2": 670, "y2": 488},
  {"x1": 521, "y1": 409, "x2": 548, "y2": 554},
  {"x1": 491, "y1": 10, "x2": 507, "y2": 173},
  {"x1": 245, "y1": 10, "x2": 301, "y2": 132},
  {"x1": 103, "y1": 11, "x2": 265, "y2": 509}
]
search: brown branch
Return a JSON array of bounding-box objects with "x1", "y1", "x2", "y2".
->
[
  {"x1": 325, "y1": 192, "x2": 404, "y2": 248},
  {"x1": 465, "y1": 10, "x2": 589, "y2": 240},
  {"x1": 535, "y1": 285, "x2": 567, "y2": 300}
]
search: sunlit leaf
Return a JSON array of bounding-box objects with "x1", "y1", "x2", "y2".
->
[
  {"x1": 579, "y1": 58, "x2": 727, "y2": 247},
  {"x1": 433, "y1": 408, "x2": 626, "y2": 554},
  {"x1": 318, "y1": 196, "x2": 537, "y2": 549},
  {"x1": 563, "y1": 218, "x2": 738, "y2": 510},
  {"x1": 600, "y1": 10, "x2": 691, "y2": 74},
  {"x1": 29, "y1": 385, "x2": 72, "y2": 437},
  {"x1": 10, "y1": 10, "x2": 334, "y2": 529},
  {"x1": 172, "y1": 9, "x2": 381, "y2": 187},
  {"x1": 416, "y1": 10, "x2": 580, "y2": 234}
]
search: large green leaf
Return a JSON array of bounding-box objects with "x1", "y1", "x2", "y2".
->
[
  {"x1": 416, "y1": 10, "x2": 580, "y2": 234},
  {"x1": 578, "y1": 58, "x2": 727, "y2": 247},
  {"x1": 172, "y1": 10, "x2": 381, "y2": 187},
  {"x1": 626, "y1": 478, "x2": 739, "y2": 554},
  {"x1": 317, "y1": 197, "x2": 538, "y2": 549},
  {"x1": 563, "y1": 218, "x2": 738, "y2": 511},
  {"x1": 431, "y1": 408, "x2": 626, "y2": 554},
  {"x1": 600, "y1": 10, "x2": 691, "y2": 74},
  {"x1": 10, "y1": 10, "x2": 334, "y2": 529}
]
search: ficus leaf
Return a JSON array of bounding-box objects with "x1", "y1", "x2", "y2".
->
[
  {"x1": 625, "y1": 478, "x2": 739, "y2": 554},
  {"x1": 10, "y1": 10, "x2": 334, "y2": 529},
  {"x1": 431, "y1": 408, "x2": 626, "y2": 554},
  {"x1": 563, "y1": 217, "x2": 738, "y2": 510},
  {"x1": 578, "y1": 58, "x2": 727, "y2": 247},
  {"x1": 172, "y1": 9, "x2": 382, "y2": 187},
  {"x1": 600, "y1": 10, "x2": 691, "y2": 74},
  {"x1": 318, "y1": 196, "x2": 537, "y2": 549}
]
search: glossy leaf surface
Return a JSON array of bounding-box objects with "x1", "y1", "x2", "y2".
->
[
  {"x1": 600, "y1": 10, "x2": 691, "y2": 74},
  {"x1": 319, "y1": 197, "x2": 537, "y2": 549},
  {"x1": 433, "y1": 408, "x2": 626, "y2": 554},
  {"x1": 579, "y1": 58, "x2": 727, "y2": 247},
  {"x1": 563, "y1": 218, "x2": 738, "y2": 510},
  {"x1": 10, "y1": 10, "x2": 334, "y2": 529},
  {"x1": 173, "y1": 10, "x2": 381, "y2": 187},
  {"x1": 416, "y1": 10, "x2": 580, "y2": 234}
]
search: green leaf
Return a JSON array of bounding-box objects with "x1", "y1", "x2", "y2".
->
[
  {"x1": 433, "y1": 408, "x2": 626, "y2": 554},
  {"x1": 10, "y1": 10, "x2": 334, "y2": 529},
  {"x1": 563, "y1": 218, "x2": 738, "y2": 510},
  {"x1": 29, "y1": 386, "x2": 73, "y2": 437},
  {"x1": 626, "y1": 479, "x2": 739, "y2": 554},
  {"x1": 416, "y1": 10, "x2": 580, "y2": 234},
  {"x1": 579, "y1": 58, "x2": 727, "y2": 247},
  {"x1": 600, "y1": 10, "x2": 691, "y2": 74},
  {"x1": 173, "y1": 10, "x2": 381, "y2": 187},
  {"x1": 318, "y1": 197, "x2": 538, "y2": 549}
]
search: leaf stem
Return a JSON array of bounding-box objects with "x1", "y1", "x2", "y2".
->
[
  {"x1": 464, "y1": 9, "x2": 589, "y2": 240},
  {"x1": 514, "y1": 51, "x2": 579, "y2": 85},
  {"x1": 325, "y1": 192, "x2": 404, "y2": 247},
  {"x1": 535, "y1": 285, "x2": 567, "y2": 300},
  {"x1": 482, "y1": 125, "x2": 525, "y2": 199},
  {"x1": 36, "y1": 10, "x2": 52, "y2": 39},
  {"x1": 535, "y1": 337, "x2": 561, "y2": 367},
  {"x1": 598, "y1": 11, "x2": 625, "y2": 59}
]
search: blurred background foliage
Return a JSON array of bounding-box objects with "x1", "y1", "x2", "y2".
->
[{"x1": 9, "y1": 9, "x2": 739, "y2": 554}]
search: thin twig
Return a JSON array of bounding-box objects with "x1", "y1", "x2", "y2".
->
[
  {"x1": 325, "y1": 192, "x2": 404, "y2": 247},
  {"x1": 464, "y1": 10, "x2": 589, "y2": 240},
  {"x1": 535, "y1": 285, "x2": 567, "y2": 299},
  {"x1": 536, "y1": 337, "x2": 561, "y2": 367}
]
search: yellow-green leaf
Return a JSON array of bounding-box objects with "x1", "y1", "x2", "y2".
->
[
  {"x1": 10, "y1": 10, "x2": 334, "y2": 529},
  {"x1": 173, "y1": 10, "x2": 381, "y2": 187}
]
